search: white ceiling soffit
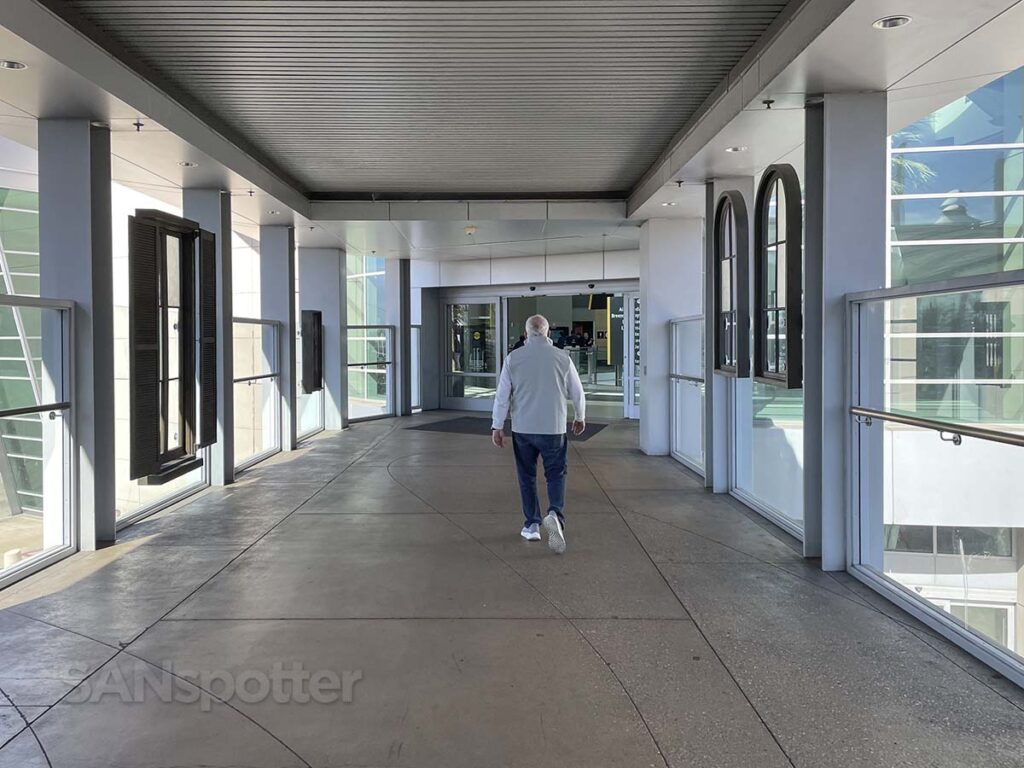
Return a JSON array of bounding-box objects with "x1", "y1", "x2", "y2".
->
[
  {"x1": 319, "y1": 218, "x2": 641, "y2": 261},
  {"x1": 631, "y1": 0, "x2": 1024, "y2": 212},
  {"x1": 24, "y1": 0, "x2": 797, "y2": 200},
  {"x1": 0, "y1": 0, "x2": 310, "y2": 215}
]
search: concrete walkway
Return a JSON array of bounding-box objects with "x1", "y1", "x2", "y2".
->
[{"x1": 1, "y1": 412, "x2": 1023, "y2": 767}]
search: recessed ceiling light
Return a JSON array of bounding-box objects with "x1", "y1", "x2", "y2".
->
[
  {"x1": 660, "y1": 201, "x2": 678, "y2": 207},
  {"x1": 0, "y1": 60, "x2": 27, "y2": 71},
  {"x1": 873, "y1": 15, "x2": 911, "y2": 29},
  {"x1": 725, "y1": 146, "x2": 748, "y2": 153},
  {"x1": 178, "y1": 161, "x2": 199, "y2": 168}
]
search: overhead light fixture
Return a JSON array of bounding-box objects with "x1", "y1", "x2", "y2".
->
[
  {"x1": 464, "y1": 224, "x2": 478, "y2": 236},
  {"x1": 725, "y1": 146, "x2": 748, "y2": 153},
  {"x1": 0, "y1": 60, "x2": 27, "y2": 71},
  {"x1": 660, "y1": 201, "x2": 678, "y2": 207},
  {"x1": 873, "y1": 15, "x2": 911, "y2": 29},
  {"x1": 178, "y1": 161, "x2": 199, "y2": 168}
]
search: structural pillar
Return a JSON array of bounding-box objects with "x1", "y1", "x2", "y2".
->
[
  {"x1": 297, "y1": 248, "x2": 346, "y2": 429},
  {"x1": 397, "y1": 259, "x2": 413, "y2": 416},
  {"x1": 38, "y1": 119, "x2": 115, "y2": 548},
  {"x1": 811, "y1": 92, "x2": 888, "y2": 570},
  {"x1": 639, "y1": 218, "x2": 701, "y2": 455},
  {"x1": 260, "y1": 226, "x2": 297, "y2": 450},
  {"x1": 184, "y1": 189, "x2": 233, "y2": 485}
]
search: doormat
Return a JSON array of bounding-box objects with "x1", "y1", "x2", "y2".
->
[{"x1": 406, "y1": 417, "x2": 606, "y2": 442}]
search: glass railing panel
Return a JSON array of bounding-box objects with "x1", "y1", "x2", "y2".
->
[
  {"x1": 850, "y1": 273, "x2": 1024, "y2": 671},
  {"x1": 0, "y1": 299, "x2": 72, "y2": 584},
  {"x1": 349, "y1": 364, "x2": 391, "y2": 420},
  {"x1": 233, "y1": 378, "x2": 280, "y2": 468}
]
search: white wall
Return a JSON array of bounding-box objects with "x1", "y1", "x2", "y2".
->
[
  {"x1": 412, "y1": 250, "x2": 641, "y2": 288},
  {"x1": 640, "y1": 218, "x2": 703, "y2": 455}
]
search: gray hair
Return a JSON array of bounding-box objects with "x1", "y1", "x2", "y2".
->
[{"x1": 524, "y1": 314, "x2": 550, "y2": 337}]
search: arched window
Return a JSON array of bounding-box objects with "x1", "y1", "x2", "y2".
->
[
  {"x1": 754, "y1": 165, "x2": 802, "y2": 387},
  {"x1": 713, "y1": 191, "x2": 749, "y2": 376}
]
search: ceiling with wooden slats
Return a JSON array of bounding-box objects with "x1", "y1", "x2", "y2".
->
[{"x1": 54, "y1": 0, "x2": 790, "y2": 199}]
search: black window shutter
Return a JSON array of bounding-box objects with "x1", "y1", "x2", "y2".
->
[
  {"x1": 197, "y1": 229, "x2": 219, "y2": 447},
  {"x1": 301, "y1": 309, "x2": 324, "y2": 393},
  {"x1": 128, "y1": 215, "x2": 162, "y2": 479}
]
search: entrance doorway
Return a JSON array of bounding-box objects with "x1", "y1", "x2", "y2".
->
[{"x1": 505, "y1": 293, "x2": 632, "y2": 420}]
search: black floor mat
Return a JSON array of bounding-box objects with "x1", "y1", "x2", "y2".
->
[{"x1": 407, "y1": 416, "x2": 606, "y2": 442}]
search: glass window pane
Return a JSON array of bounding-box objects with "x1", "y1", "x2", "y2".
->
[
  {"x1": 884, "y1": 524, "x2": 933, "y2": 553},
  {"x1": 166, "y1": 379, "x2": 180, "y2": 451},
  {"x1": 765, "y1": 247, "x2": 777, "y2": 308},
  {"x1": 167, "y1": 307, "x2": 180, "y2": 380},
  {"x1": 446, "y1": 374, "x2": 497, "y2": 400},
  {"x1": 891, "y1": 148, "x2": 1024, "y2": 195},
  {"x1": 766, "y1": 181, "x2": 778, "y2": 245},
  {"x1": 776, "y1": 177, "x2": 787, "y2": 242},
  {"x1": 882, "y1": 284, "x2": 1023, "y2": 425},
  {"x1": 936, "y1": 526, "x2": 1012, "y2": 556},
  {"x1": 891, "y1": 242, "x2": 1023, "y2": 286},
  {"x1": 164, "y1": 235, "x2": 181, "y2": 307},
  {"x1": 777, "y1": 310, "x2": 787, "y2": 374},
  {"x1": 447, "y1": 303, "x2": 496, "y2": 375},
  {"x1": 766, "y1": 312, "x2": 777, "y2": 374},
  {"x1": 776, "y1": 242, "x2": 787, "y2": 307},
  {"x1": 891, "y1": 70, "x2": 1024, "y2": 147},
  {"x1": 891, "y1": 195, "x2": 1023, "y2": 242},
  {"x1": 948, "y1": 604, "x2": 1010, "y2": 648},
  {"x1": 720, "y1": 259, "x2": 732, "y2": 313}
]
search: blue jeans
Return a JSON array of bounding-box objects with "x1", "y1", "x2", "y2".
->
[{"x1": 512, "y1": 432, "x2": 568, "y2": 528}]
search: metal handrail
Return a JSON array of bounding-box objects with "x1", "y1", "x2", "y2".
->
[
  {"x1": 845, "y1": 268, "x2": 1024, "y2": 304},
  {"x1": 669, "y1": 373, "x2": 704, "y2": 384},
  {"x1": 233, "y1": 373, "x2": 279, "y2": 384},
  {"x1": 232, "y1": 317, "x2": 281, "y2": 327},
  {"x1": 849, "y1": 406, "x2": 1024, "y2": 448},
  {"x1": 0, "y1": 401, "x2": 71, "y2": 419}
]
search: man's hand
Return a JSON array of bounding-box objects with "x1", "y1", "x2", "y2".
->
[
  {"x1": 572, "y1": 420, "x2": 586, "y2": 437},
  {"x1": 491, "y1": 429, "x2": 505, "y2": 448}
]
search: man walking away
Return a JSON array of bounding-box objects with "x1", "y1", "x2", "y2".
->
[{"x1": 491, "y1": 314, "x2": 586, "y2": 554}]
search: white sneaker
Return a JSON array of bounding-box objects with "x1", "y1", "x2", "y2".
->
[
  {"x1": 542, "y1": 512, "x2": 566, "y2": 554},
  {"x1": 520, "y1": 523, "x2": 541, "y2": 541}
]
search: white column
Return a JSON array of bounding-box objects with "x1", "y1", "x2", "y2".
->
[
  {"x1": 396, "y1": 259, "x2": 413, "y2": 416},
  {"x1": 297, "y1": 248, "x2": 346, "y2": 429},
  {"x1": 815, "y1": 92, "x2": 888, "y2": 570},
  {"x1": 639, "y1": 218, "x2": 702, "y2": 455},
  {"x1": 260, "y1": 226, "x2": 297, "y2": 450},
  {"x1": 184, "y1": 189, "x2": 233, "y2": 485},
  {"x1": 705, "y1": 177, "x2": 755, "y2": 493},
  {"x1": 38, "y1": 120, "x2": 114, "y2": 548}
]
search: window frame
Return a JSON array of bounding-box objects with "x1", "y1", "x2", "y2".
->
[
  {"x1": 129, "y1": 209, "x2": 215, "y2": 485},
  {"x1": 713, "y1": 191, "x2": 750, "y2": 377},
  {"x1": 753, "y1": 164, "x2": 803, "y2": 388}
]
